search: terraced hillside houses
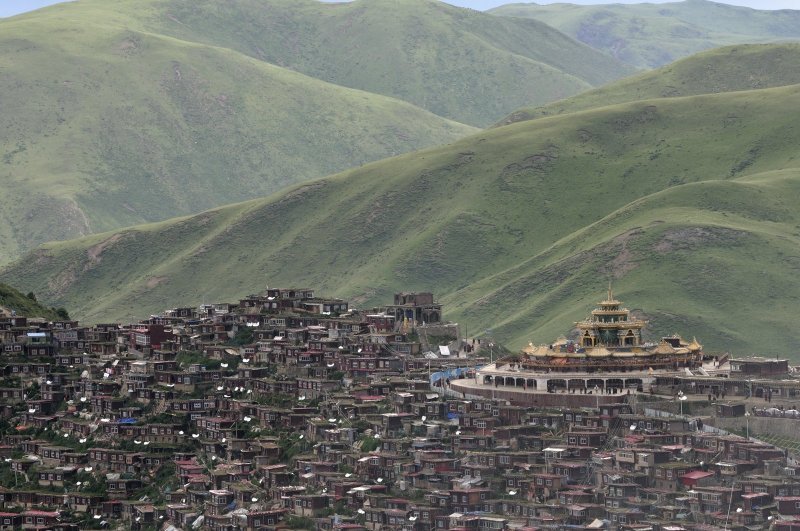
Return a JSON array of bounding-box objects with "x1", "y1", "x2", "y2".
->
[{"x1": 0, "y1": 288, "x2": 800, "y2": 530}]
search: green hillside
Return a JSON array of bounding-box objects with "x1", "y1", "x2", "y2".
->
[
  {"x1": 500, "y1": 43, "x2": 800, "y2": 125},
  {"x1": 490, "y1": 0, "x2": 800, "y2": 69},
  {"x1": 0, "y1": 8, "x2": 475, "y2": 264},
  {"x1": 64, "y1": 0, "x2": 633, "y2": 127},
  {"x1": 0, "y1": 283, "x2": 65, "y2": 321},
  {"x1": 5, "y1": 82, "x2": 800, "y2": 356}
]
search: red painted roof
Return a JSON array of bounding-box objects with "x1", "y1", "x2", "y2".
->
[{"x1": 681, "y1": 470, "x2": 714, "y2": 480}]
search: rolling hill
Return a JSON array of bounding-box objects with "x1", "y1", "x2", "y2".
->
[
  {"x1": 63, "y1": 0, "x2": 634, "y2": 127},
  {"x1": 0, "y1": 7, "x2": 475, "y2": 264},
  {"x1": 490, "y1": 0, "x2": 800, "y2": 69},
  {"x1": 499, "y1": 43, "x2": 800, "y2": 125},
  {"x1": 0, "y1": 282, "x2": 66, "y2": 321},
  {"x1": 5, "y1": 78, "x2": 800, "y2": 356}
]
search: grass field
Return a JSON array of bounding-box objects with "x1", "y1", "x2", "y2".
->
[
  {"x1": 0, "y1": 4, "x2": 478, "y2": 263},
  {"x1": 499, "y1": 43, "x2": 800, "y2": 125},
  {"x1": 0, "y1": 283, "x2": 64, "y2": 320},
  {"x1": 5, "y1": 73, "x2": 800, "y2": 357},
  {"x1": 490, "y1": 0, "x2": 800, "y2": 69},
  {"x1": 109, "y1": 0, "x2": 633, "y2": 127}
]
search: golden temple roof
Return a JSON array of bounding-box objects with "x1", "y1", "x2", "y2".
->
[{"x1": 652, "y1": 341, "x2": 676, "y2": 355}]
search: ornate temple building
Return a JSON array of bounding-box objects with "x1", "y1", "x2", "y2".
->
[{"x1": 451, "y1": 288, "x2": 705, "y2": 406}]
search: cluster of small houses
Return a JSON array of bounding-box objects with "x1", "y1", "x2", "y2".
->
[{"x1": 2, "y1": 288, "x2": 800, "y2": 530}]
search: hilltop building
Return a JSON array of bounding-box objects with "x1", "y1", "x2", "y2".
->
[{"x1": 453, "y1": 288, "x2": 705, "y2": 406}]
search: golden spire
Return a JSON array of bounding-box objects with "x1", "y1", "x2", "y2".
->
[{"x1": 607, "y1": 280, "x2": 613, "y2": 302}]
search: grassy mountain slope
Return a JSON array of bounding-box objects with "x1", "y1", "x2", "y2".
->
[
  {"x1": 0, "y1": 9, "x2": 475, "y2": 264},
  {"x1": 74, "y1": 0, "x2": 634, "y2": 127},
  {"x1": 0, "y1": 283, "x2": 63, "y2": 321},
  {"x1": 499, "y1": 43, "x2": 800, "y2": 124},
  {"x1": 446, "y1": 169, "x2": 800, "y2": 355},
  {"x1": 5, "y1": 83, "x2": 800, "y2": 356},
  {"x1": 490, "y1": 0, "x2": 800, "y2": 69}
]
